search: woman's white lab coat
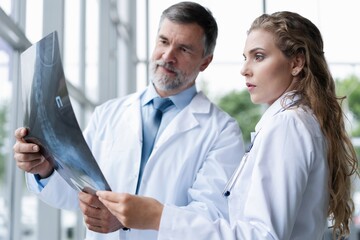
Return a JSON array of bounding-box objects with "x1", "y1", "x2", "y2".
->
[
  {"x1": 25, "y1": 89, "x2": 245, "y2": 240},
  {"x1": 158, "y1": 95, "x2": 329, "y2": 240}
]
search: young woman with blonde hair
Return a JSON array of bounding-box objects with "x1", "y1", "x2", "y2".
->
[{"x1": 97, "y1": 10, "x2": 359, "y2": 240}]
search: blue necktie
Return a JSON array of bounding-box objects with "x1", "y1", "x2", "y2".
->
[{"x1": 136, "y1": 97, "x2": 173, "y2": 193}]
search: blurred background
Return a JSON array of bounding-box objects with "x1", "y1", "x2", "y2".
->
[{"x1": 0, "y1": 0, "x2": 359, "y2": 239}]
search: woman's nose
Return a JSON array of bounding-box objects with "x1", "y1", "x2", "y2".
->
[{"x1": 240, "y1": 61, "x2": 248, "y2": 76}]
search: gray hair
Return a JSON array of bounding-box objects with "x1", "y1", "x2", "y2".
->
[{"x1": 159, "y1": 1, "x2": 218, "y2": 56}]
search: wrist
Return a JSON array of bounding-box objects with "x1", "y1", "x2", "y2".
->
[
  {"x1": 38, "y1": 168, "x2": 54, "y2": 179},
  {"x1": 38, "y1": 160, "x2": 54, "y2": 178},
  {"x1": 152, "y1": 202, "x2": 164, "y2": 230}
]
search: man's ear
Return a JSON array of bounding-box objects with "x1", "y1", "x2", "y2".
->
[
  {"x1": 291, "y1": 52, "x2": 305, "y2": 76},
  {"x1": 199, "y1": 54, "x2": 213, "y2": 72}
]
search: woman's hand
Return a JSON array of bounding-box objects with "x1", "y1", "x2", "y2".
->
[
  {"x1": 96, "y1": 191, "x2": 164, "y2": 230},
  {"x1": 78, "y1": 191, "x2": 124, "y2": 233}
]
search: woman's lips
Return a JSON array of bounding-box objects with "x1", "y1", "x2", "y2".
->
[{"x1": 246, "y1": 82, "x2": 256, "y2": 91}]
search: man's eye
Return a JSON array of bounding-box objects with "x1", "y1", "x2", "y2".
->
[
  {"x1": 159, "y1": 39, "x2": 167, "y2": 45},
  {"x1": 180, "y1": 47, "x2": 191, "y2": 53}
]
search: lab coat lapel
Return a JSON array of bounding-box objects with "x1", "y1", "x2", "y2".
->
[
  {"x1": 122, "y1": 91, "x2": 143, "y2": 143},
  {"x1": 255, "y1": 92, "x2": 299, "y2": 132},
  {"x1": 139, "y1": 92, "x2": 211, "y2": 188},
  {"x1": 155, "y1": 92, "x2": 210, "y2": 148}
]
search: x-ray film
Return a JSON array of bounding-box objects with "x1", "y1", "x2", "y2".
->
[{"x1": 20, "y1": 31, "x2": 111, "y2": 194}]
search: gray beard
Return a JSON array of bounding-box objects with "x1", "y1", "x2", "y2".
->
[
  {"x1": 152, "y1": 73, "x2": 183, "y2": 91},
  {"x1": 150, "y1": 60, "x2": 194, "y2": 92}
]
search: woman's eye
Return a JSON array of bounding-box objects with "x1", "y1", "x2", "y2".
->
[{"x1": 254, "y1": 54, "x2": 264, "y2": 61}]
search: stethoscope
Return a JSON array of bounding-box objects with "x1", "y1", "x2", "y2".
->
[
  {"x1": 222, "y1": 101, "x2": 297, "y2": 198},
  {"x1": 222, "y1": 132, "x2": 257, "y2": 197}
]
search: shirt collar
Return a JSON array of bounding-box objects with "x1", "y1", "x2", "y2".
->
[
  {"x1": 142, "y1": 83, "x2": 159, "y2": 106},
  {"x1": 142, "y1": 83, "x2": 197, "y2": 110}
]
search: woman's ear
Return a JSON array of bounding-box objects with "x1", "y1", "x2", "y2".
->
[{"x1": 291, "y1": 52, "x2": 305, "y2": 76}]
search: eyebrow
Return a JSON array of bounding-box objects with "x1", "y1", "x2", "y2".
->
[
  {"x1": 158, "y1": 35, "x2": 168, "y2": 41},
  {"x1": 243, "y1": 47, "x2": 265, "y2": 58},
  {"x1": 158, "y1": 34, "x2": 196, "y2": 52},
  {"x1": 179, "y1": 43, "x2": 195, "y2": 52},
  {"x1": 248, "y1": 47, "x2": 265, "y2": 54}
]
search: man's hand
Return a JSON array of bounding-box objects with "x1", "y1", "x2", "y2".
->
[
  {"x1": 13, "y1": 127, "x2": 53, "y2": 178},
  {"x1": 78, "y1": 191, "x2": 124, "y2": 233},
  {"x1": 97, "y1": 191, "x2": 163, "y2": 230}
]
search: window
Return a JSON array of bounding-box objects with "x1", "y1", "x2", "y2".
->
[{"x1": 0, "y1": 37, "x2": 11, "y2": 240}]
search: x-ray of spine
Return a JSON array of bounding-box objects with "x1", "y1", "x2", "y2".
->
[{"x1": 21, "y1": 31, "x2": 111, "y2": 194}]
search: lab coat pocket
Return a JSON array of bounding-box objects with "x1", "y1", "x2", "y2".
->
[
  {"x1": 227, "y1": 154, "x2": 254, "y2": 223},
  {"x1": 91, "y1": 136, "x2": 141, "y2": 191},
  {"x1": 227, "y1": 172, "x2": 249, "y2": 222},
  {"x1": 91, "y1": 139, "x2": 113, "y2": 167},
  {"x1": 92, "y1": 137, "x2": 129, "y2": 166}
]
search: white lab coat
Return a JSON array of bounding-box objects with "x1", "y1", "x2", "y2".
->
[
  {"x1": 25, "y1": 89, "x2": 245, "y2": 240},
  {"x1": 158, "y1": 95, "x2": 329, "y2": 240}
]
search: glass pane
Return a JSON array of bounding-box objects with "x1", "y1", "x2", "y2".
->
[
  {"x1": 85, "y1": 0, "x2": 99, "y2": 103},
  {"x1": 1, "y1": 0, "x2": 12, "y2": 15},
  {"x1": 61, "y1": 210, "x2": 77, "y2": 240},
  {"x1": 23, "y1": 1, "x2": 44, "y2": 240},
  {"x1": 64, "y1": 0, "x2": 80, "y2": 87},
  {"x1": 22, "y1": 195, "x2": 38, "y2": 239},
  {"x1": 0, "y1": 37, "x2": 11, "y2": 240},
  {"x1": 25, "y1": 0, "x2": 43, "y2": 43}
]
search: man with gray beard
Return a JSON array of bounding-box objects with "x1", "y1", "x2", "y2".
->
[{"x1": 13, "y1": 2, "x2": 245, "y2": 240}]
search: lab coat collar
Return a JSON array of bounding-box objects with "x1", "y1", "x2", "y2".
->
[
  {"x1": 120, "y1": 89, "x2": 211, "y2": 149},
  {"x1": 142, "y1": 83, "x2": 197, "y2": 110},
  {"x1": 122, "y1": 89, "x2": 145, "y2": 107},
  {"x1": 155, "y1": 91, "x2": 211, "y2": 145},
  {"x1": 186, "y1": 91, "x2": 211, "y2": 114},
  {"x1": 255, "y1": 92, "x2": 299, "y2": 133}
]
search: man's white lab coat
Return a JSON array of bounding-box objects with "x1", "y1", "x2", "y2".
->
[{"x1": 26, "y1": 90, "x2": 245, "y2": 240}]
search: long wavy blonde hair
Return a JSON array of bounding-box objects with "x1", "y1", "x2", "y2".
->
[{"x1": 248, "y1": 11, "x2": 359, "y2": 239}]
